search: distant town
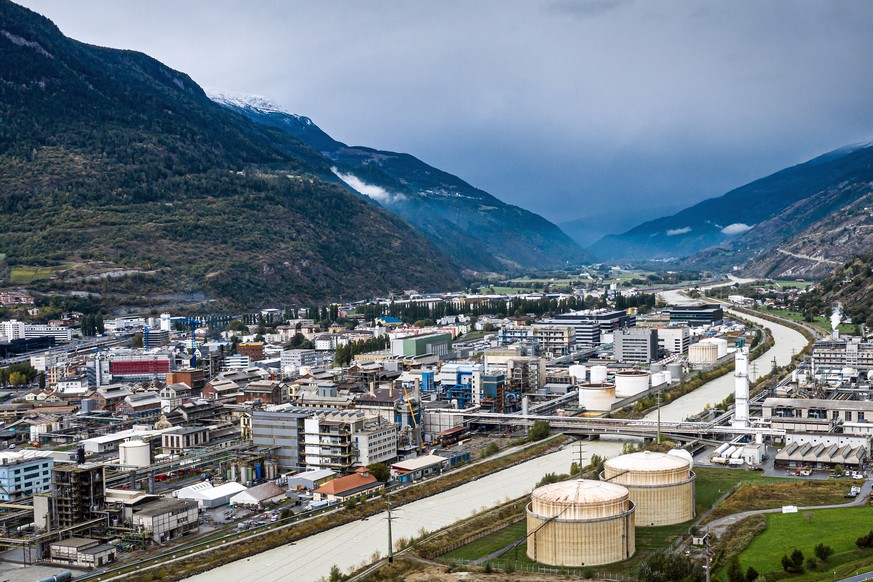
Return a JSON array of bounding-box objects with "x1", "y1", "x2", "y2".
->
[{"x1": 0, "y1": 271, "x2": 869, "y2": 581}]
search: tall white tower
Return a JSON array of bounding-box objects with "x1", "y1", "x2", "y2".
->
[
  {"x1": 733, "y1": 346, "x2": 750, "y2": 428},
  {"x1": 160, "y1": 313, "x2": 172, "y2": 332}
]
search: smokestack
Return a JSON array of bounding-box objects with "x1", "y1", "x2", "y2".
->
[{"x1": 732, "y1": 346, "x2": 749, "y2": 429}]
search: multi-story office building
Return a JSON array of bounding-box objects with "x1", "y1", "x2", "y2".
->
[
  {"x1": 391, "y1": 332, "x2": 453, "y2": 358},
  {"x1": 668, "y1": 303, "x2": 724, "y2": 327},
  {"x1": 252, "y1": 409, "x2": 310, "y2": 470},
  {"x1": 614, "y1": 328, "x2": 659, "y2": 364},
  {"x1": 0, "y1": 450, "x2": 54, "y2": 501},
  {"x1": 655, "y1": 326, "x2": 691, "y2": 355},
  {"x1": 537, "y1": 309, "x2": 635, "y2": 349},
  {"x1": 281, "y1": 349, "x2": 321, "y2": 371}
]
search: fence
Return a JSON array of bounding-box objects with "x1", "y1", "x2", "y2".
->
[
  {"x1": 445, "y1": 558, "x2": 636, "y2": 581},
  {"x1": 420, "y1": 514, "x2": 525, "y2": 559}
]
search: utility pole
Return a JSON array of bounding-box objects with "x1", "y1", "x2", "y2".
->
[
  {"x1": 386, "y1": 493, "x2": 396, "y2": 563},
  {"x1": 704, "y1": 527, "x2": 713, "y2": 582},
  {"x1": 576, "y1": 440, "x2": 584, "y2": 475},
  {"x1": 656, "y1": 387, "x2": 662, "y2": 445}
]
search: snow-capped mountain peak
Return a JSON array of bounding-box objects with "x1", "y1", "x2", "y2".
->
[{"x1": 205, "y1": 87, "x2": 292, "y2": 116}]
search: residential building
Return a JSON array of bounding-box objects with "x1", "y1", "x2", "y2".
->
[
  {"x1": 237, "y1": 343, "x2": 265, "y2": 362},
  {"x1": 239, "y1": 380, "x2": 289, "y2": 406},
  {"x1": 614, "y1": 328, "x2": 659, "y2": 364},
  {"x1": 0, "y1": 450, "x2": 53, "y2": 501},
  {"x1": 223, "y1": 354, "x2": 251, "y2": 370},
  {"x1": 165, "y1": 369, "x2": 206, "y2": 394}
]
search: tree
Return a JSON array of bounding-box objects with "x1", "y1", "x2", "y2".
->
[
  {"x1": 38, "y1": 373, "x2": 45, "y2": 390},
  {"x1": 637, "y1": 551, "x2": 704, "y2": 582},
  {"x1": 483, "y1": 442, "x2": 499, "y2": 457},
  {"x1": 727, "y1": 556, "x2": 744, "y2": 582},
  {"x1": 328, "y1": 564, "x2": 342, "y2": 582},
  {"x1": 814, "y1": 543, "x2": 833, "y2": 562},
  {"x1": 7, "y1": 371, "x2": 26, "y2": 386},
  {"x1": 226, "y1": 320, "x2": 247, "y2": 332},
  {"x1": 527, "y1": 420, "x2": 550, "y2": 441},
  {"x1": 131, "y1": 332, "x2": 143, "y2": 348},
  {"x1": 781, "y1": 549, "x2": 804, "y2": 573},
  {"x1": 366, "y1": 462, "x2": 390, "y2": 482},
  {"x1": 745, "y1": 566, "x2": 759, "y2": 582}
]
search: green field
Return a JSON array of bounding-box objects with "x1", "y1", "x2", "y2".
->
[
  {"x1": 739, "y1": 506, "x2": 873, "y2": 580},
  {"x1": 440, "y1": 467, "x2": 796, "y2": 574},
  {"x1": 771, "y1": 279, "x2": 814, "y2": 289},
  {"x1": 7, "y1": 264, "x2": 67, "y2": 284},
  {"x1": 754, "y1": 305, "x2": 854, "y2": 333}
]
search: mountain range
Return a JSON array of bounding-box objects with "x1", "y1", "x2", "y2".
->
[
  {"x1": 591, "y1": 142, "x2": 873, "y2": 279},
  {"x1": 207, "y1": 90, "x2": 588, "y2": 273},
  {"x1": 0, "y1": 0, "x2": 584, "y2": 307}
]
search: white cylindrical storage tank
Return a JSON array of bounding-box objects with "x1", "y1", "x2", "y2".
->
[
  {"x1": 666, "y1": 363, "x2": 683, "y2": 379},
  {"x1": 707, "y1": 338, "x2": 728, "y2": 358},
  {"x1": 651, "y1": 372, "x2": 666, "y2": 387},
  {"x1": 119, "y1": 440, "x2": 151, "y2": 468},
  {"x1": 722, "y1": 446, "x2": 737, "y2": 458},
  {"x1": 601, "y1": 451, "x2": 695, "y2": 527},
  {"x1": 688, "y1": 343, "x2": 718, "y2": 365},
  {"x1": 578, "y1": 383, "x2": 616, "y2": 412},
  {"x1": 590, "y1": 365, "x2": 608, "y2": 384},
  {"x1": 663, "y1": 370, "x2": 673, "y2": 384},
  {"x1": 527, "y1": 479, "x2": 635, "y2": 566},
  {"x1": 569, "y1": 365, "x2": 587, "y2": 383},
  {"x1": 650, "y1": 363, "x2": 664, "y2": 373},
  {"x1": 614, "y1": 370, "x2": 650, "y2": 398},
  {"x1": 714, "y1": 443, "x2": 730, "y2": 456}
]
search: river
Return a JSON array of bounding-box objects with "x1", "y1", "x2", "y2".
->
[{"x1": 189, "y1": 287, "x2": 809, "y2": 581}]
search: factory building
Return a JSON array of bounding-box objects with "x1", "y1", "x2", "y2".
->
[
  {"x1": 391, "y1": 332, "x2": 453, "y2": 358},
  {"x1": 526, "y1": 479, "x2": 635, "y2": 567},
  {"x1": 601, "y1": 450, "x2": 695, "y2": 527},
  {"x1": 53, "y1": 464, "x2": 106, "y2": 528},
  {"x1": 537, "y1": 309, "x2": 635, "y2": 349},
  {"x1": 812, "y1": 337, "x2": 873, "y2": 373}
]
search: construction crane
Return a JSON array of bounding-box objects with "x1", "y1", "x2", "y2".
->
[{"x1": 401, "y1": 383, "x2": 425, "y2": 452}]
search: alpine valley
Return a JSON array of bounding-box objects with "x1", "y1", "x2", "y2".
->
[{"x1": 0, "y1": 0, "x2": 585, "y2": 308}]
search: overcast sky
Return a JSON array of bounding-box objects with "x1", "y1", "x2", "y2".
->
[{"x1": 17, "y1": 0, "x2": 873, "y2": 241}]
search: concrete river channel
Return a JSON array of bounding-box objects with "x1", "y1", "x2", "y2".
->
[{"x1": 189, "y1": 289, "x2": 809, "y2": 581}]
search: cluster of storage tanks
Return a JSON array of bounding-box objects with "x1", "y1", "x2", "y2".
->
[
  {"x1": 572, "y1": 363, "x2": 682, "y2": 413},
  {"x1": 526, "y1": 450, "x2": 695, "y2": 567},
  {"x1": 227, "y1": 459, "x2": 279, "y2": 483}
]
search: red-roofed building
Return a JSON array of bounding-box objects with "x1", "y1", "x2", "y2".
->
[{"x1": 312, "y1": 468, "x2": 383, "y2": 502}]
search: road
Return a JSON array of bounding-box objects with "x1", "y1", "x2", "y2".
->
[
  {"x1": 647, "y1": 288, "x2": 808, "y2": 422},
  {"x1": 185, "y1": 439, "x2": 628, "y2": 582},
  {"x1": 186, "y1": 282, "x2": 811, "y2": 581}
]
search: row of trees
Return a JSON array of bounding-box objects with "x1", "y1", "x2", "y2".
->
[
  {"x1": 0, "y1": 363, "x2": 38, "y2": 387},
  {"x1": 333, "y1": 335, "x2": 391, "y2": 366},
  {"x1": 80, "y1": 313, "x2": 105, "y2": 336}
]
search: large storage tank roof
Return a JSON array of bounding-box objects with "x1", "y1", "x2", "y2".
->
[
  {"x1": 605, "y1": 450, "x2": 690, "y2": 473},
  {"x1": 532, "y1": 479, "x2": 628, "y2": 509}
]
